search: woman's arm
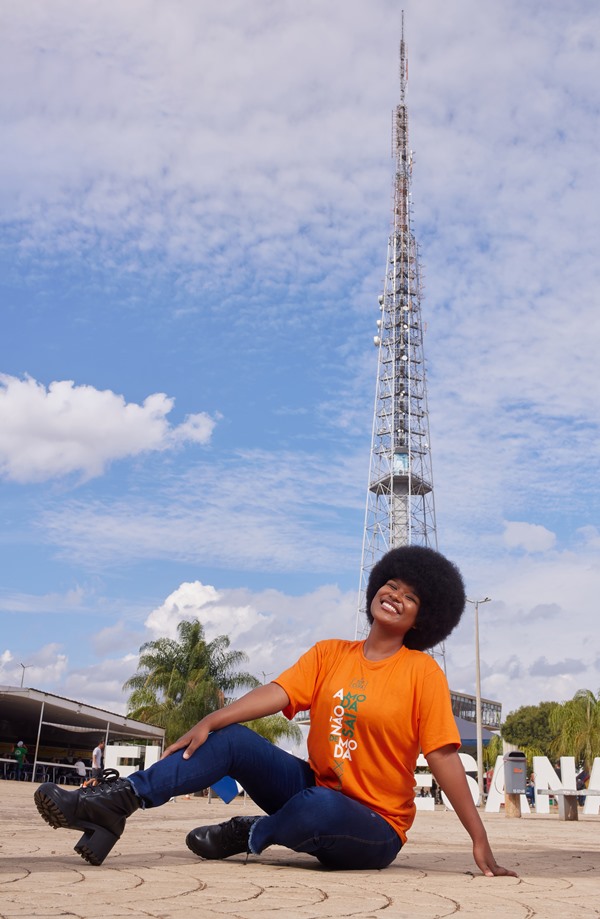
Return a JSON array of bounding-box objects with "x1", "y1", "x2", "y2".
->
[
  {"x1": 426, "y1": 745, "x2": 517, "y2": 877},
  {"x1": 161, "y1": 682, "x2": 291, "y2": 760}
]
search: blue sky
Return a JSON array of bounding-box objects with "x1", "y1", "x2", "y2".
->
[{"x1": 1, "y1": 0, "x2": 599, "y2": 718}]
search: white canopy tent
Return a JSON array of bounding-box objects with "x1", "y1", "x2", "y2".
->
[{"x1": 0, "y1": 685, "x2": 164, "y2": 781}]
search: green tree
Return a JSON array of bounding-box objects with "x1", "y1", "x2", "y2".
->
[
  {"x1": 549, "y1": 689, "x2": 600, "y2": 772},
  {"x1": 484, "y1": 733, "x2": 503, "y2": 769},
  {"x1": 123, "y1": 618, "x2": 302, "y2": 749},
  {"x1": 501, "y1": 701, "x2": 559, "y2": 762},
  {"x1": 243, "y1": 714, "x2": 302, "y2": 747},
  {"x1": 124, "y1": 619, "x2": 259, "y2": 745}
]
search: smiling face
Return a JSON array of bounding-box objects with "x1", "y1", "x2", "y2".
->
[{"x1": 370, "y1": 578, "x2": 421, "y2": 640}]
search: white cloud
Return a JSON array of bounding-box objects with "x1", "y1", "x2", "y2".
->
[
  {"x1": 577, "y1": 526, "x2": 600, "y2": 550},
  {"x1": 1, "y1": 582, "x2": 356, "y2": 711},
  {"x1": 140, "y1": 580, "x2": 358, "y2": 694},
  {"x1": 144, "y1": 580, "x2": 356, "y2": 677},
  {"x1": 0, "y1": 643, "x2": 68, "y2": 688},
  {"x1": 529, "y1": 656, "x2": 587, "y2": 678},
  {"x1": 0, "y1": 0, "x2": 599, "y2": 731},
  {"x1": 0, "y1": 374, "x2": 216, "y2": 483},
  {"x1": 0, "y1": 586, "x2": 85, "y2": 614},
  {"x1": 0, "y1": 0, "x2": 399, "y2": 322},
  {"x1": 446, "y1": 542, "x2": 600, "y2": 716},
  {"x1": 145, "y1": 581, "x2": 221, "y2": 638},
  {"x1": 169, "y1": 411, "x2": 221, "y2": 447},
  {"x1": 60, "y1": 654, "x2": 140, "y2": 714},
  {"x1": 91, "y1": 624, "x2": 145, "y2": 657},
  {"x1": 502, "y1": 521, "x2": 557, "y2": 553},
  {"x1": 3, "y1": 546, "x2": 598, "y2": 723},
  {"x1": 1, "y1": 643, "x2": 142, "y2": 714},
  {"x1": 38, "y1": 446, "x2": 363, "y2": 573}
]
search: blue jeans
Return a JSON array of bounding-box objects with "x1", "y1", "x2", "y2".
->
[{"x1": 128, "y1": 724, "x2": 401, "y2": 870}]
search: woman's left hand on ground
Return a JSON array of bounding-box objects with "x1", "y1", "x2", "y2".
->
[{"x1": 473, "y1": 839, "x2": 518, "y2": 877}]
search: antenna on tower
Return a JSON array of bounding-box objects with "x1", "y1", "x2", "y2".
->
[
  {"x1": 357, "y1": 14, "x2": 444, "y2": 669},
  {"x1": 399, "y1": 10, "x2": 407, "y2": 103}
]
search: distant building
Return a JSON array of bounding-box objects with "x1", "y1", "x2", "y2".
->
[
  {"x1": 0, "y1": 685, "x2": 164, "y2": 782},
  {"x1": 449, "y1": 690, "x2": 501, "y2": 730}
]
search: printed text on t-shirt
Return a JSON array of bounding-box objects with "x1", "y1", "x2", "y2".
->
[{"x1": 329, "y1": 687, "x2": 366, "y2": 763}]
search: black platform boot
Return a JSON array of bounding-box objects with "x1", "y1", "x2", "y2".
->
[
  {"x1": 186, "y1": 815, "x2": 260, "y2": 859},
  {"x1": 34, "y1": 768, "x2": 140, "y2": 865}
]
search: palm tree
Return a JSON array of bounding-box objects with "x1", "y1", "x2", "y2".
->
[
  {"x1": 243, "y1": 714, "x2": 302, "y2": 747},
  {"x1": 484, "y1": 734, "x2": 503, "y2": 770},
  {"x1": 123, "y1": 618, "x2": 302, "y2": 749},
  {"x1": 124, "y1": 619, "x2": 259, "y2": 745},
  {"x1": 549, "y1": 688, "x2": 600, "y2": 773}
]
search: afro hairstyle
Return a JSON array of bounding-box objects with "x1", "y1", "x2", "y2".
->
[{"x1": 365, "y1": 545, "x2": 466, "y2": 651}]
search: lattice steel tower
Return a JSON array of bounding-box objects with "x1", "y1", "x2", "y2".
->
[{"x1": 357, "y1": 18, "x2": 442, "y2": 665}]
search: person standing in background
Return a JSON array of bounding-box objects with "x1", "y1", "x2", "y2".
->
[
  {"x1": 91, "y1": 741, "x2": 105, "y2": 780},
  {"x1": 74, "y1": 759, "x2": 87, "y2": 785},
  {"x1": 13, "y1": 741, "x2": 28, "y2": 780}
]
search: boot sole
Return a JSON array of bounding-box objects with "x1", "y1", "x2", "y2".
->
[
  {"x1": 34, "y1": 786, "x2": 119, "y2": 866},
  {"x1": 75, "y1": 831, "x2": 109, "y2": 866},
  {"x1": 34, "y1": 787, "x2": 75, "y2": 829}
]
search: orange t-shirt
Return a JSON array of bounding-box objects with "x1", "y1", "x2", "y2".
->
[{"x1": 274, "y1": 639, "x2": 460, "y2": 843}]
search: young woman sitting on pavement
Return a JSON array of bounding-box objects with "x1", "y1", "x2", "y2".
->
[{"x1": 34, "y1": 545, "x2": 516, "y2": 878}]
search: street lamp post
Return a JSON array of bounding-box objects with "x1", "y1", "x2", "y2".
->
[
  {"x1": 466, "y1": 597, "x2": 491, "y2": 804},
  {"x1": 19, "y1": 663, "x2": 31, "y2": 688}
]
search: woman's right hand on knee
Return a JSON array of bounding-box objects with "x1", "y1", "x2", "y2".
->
[
  {"x1": 161, "y1": 720, "x2": 210, "y2": 760},
  {"x1": 161, "y1": 684, "x2": 289, "y2": 761}
]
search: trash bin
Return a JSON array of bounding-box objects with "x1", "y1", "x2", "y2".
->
[{"x1": 503, "y1": 751, "x2": 527, "y2": 794}]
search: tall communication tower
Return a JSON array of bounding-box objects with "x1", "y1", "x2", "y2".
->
[{"x1": 357, "y1": 17, "x2": 442, "y2": 664}]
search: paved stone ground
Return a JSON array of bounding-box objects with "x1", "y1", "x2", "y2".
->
[{"x1": 1, "y1": 780, "x2": 599, "y2": 918}]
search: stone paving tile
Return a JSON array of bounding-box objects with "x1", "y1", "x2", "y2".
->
[{"x1": 1, "y1": 780, "x2": 599, "y2": 918}]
